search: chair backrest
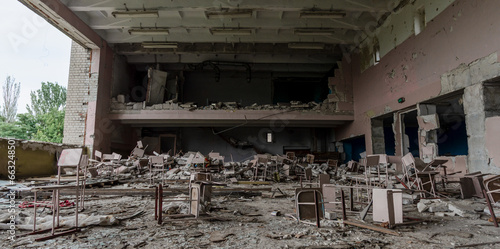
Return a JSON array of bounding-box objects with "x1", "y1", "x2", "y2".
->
[
  {"x1": 327, "y1": 159, "x2": 337, "y2": 168},
  {"x1": 112, "y1": 152, "x2": 122, "y2": 160},
  {"x1": 94, "y1": 150, "x2": 102, "y2": 161},
  {"x1": 257, "y1": 154, "x2": 268, "y2": 164},
  {"x1": 102, "y1": 154, "x2": 114, "y2": 162},
  {"x1": 150, "y1": 156, "x2": 164, "y2": 165},
  {"x1": 58, "y1": 148, "x2": 83, "y2": 167},
  {"x1": 131, "y1": 147, "x2": 145, "y2": 158},
  {"x1": 365, "y1": 155, "x2": 380, "y2": 167},
  {"x1": 401, "y1": 153, "x2": 415, "y2": 168},
  {"x1": 346, "y1": 160, "x2": 359, "y2": 172},
  {"x1": 80, "y1": 155, "x2": 88, "y2": 169},
  {"x1": 484, "y1": 175, "x2": 500, "y2": 203}
]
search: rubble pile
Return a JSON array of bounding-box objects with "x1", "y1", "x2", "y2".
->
[
  {"x1": 88, "y1": 148, "x2": 339, "y2": 183},
  {"x1": 110, "y1": 95, "x2": 342, "y2": 114}
]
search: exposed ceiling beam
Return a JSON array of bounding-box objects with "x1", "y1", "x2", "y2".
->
[
  {"x1": 104, "y1": 29, "x2": 356, "y2": 44},
  {"x1": 66, "y1": 0, "x2": 399, "y2": 13},
  {"x1": 87, "y1": 15, "x2": 374, "y2": 31},
  {"x1": 114, "y1": 42, "x2": 342, "y2": 55},
  {"x1": 124, "y1": 53, "x2": 339, "y2": 65}
]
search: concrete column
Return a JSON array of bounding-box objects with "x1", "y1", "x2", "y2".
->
[
  {"x1": 371, "y1": 119, "x2": 385, "y2": 154},
  {"x1": 463, "y1": 83, "x2": 491, "y2": 173},
  {"x1": 84, "y1": 43, "x2": 114, "y2": 154}
]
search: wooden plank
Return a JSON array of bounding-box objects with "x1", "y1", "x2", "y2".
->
[{"x1": 343, "y1": 220, "x2": 400, "y2": 236}]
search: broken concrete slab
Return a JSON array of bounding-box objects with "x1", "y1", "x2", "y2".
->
[
  {"x1": 209, "y1": 231, "x2": 234, "y2": 242},
  {"x1": 428, "y1": 201, "x2": 449, "y2": 213},
  {"x1": 448, "y1": 202, "x2": 481, "y2": 219}
]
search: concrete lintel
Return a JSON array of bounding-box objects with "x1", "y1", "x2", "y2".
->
[{"x1": 108, "y1": 109, "x2": 353, "y2": 127}]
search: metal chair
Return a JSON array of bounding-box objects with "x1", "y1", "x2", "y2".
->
[
  {"x1": 483, "y1": 175, "x2": 500, "y2": 227},
  {"x1": 31, "y1": 148, "x2": 84, "y2": 239},
  {"x1": 401, "y1": 153, "x2": 442, "y2": 198},
  {"x1": 149, "y1": 156, "x2": 166, "y2": 185}
]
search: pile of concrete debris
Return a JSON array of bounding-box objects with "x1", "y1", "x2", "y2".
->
[
  {"x1": 86, "y1": 146, "x2": 338, "y2": 184},
  {"x1": 110, "y1": 95, "x2": 340, "y2": 114}
]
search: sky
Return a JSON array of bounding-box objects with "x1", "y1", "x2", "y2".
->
[{"x1": 0, "y1": 0, "x2": 72, "y2": 114}]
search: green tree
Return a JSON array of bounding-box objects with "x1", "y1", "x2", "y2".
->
[
  {"x1": 32, "y1": 110, "x2": 65, "y2": 143},
  {"x1": 0, "y1": 122, "x2": 29, "y2": 139},
  {"x1": 1, "y1": 76, "x2": 21, "y2": 123},
  {"x1": 27, "y1": 81, "x2": 66, "y2": 116},
  {"x1": 24, "y1": 82, "x2": 67, "y2": 143},
  {"x1": 0, "y1": 81, "x2": 66, "y2": 142}
]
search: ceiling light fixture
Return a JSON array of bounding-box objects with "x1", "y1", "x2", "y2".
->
[
  {"x1": 141, "y1": 42, "x2": 178, "y2": 49},
  {"x1": 288, "y1": 42, "x2": 325, "y2": 49},
  {"x1": 294, "y1": 29, "x2": 335, "y2": 35},
  {"x1": 210, "y1": 28, "x2": 253, "y2": 35},
  {"x1": 129, "y1": 28, "x2": 170, "y2": 35},
  {"x1": 206, "y1": 10, "x2": 253, "y2": 19},
  {"x1": 300, "y1": 11, "x2": 346, "y2": 19},
  {"x1": 112, "y1": 10, "x2": 159, "y2": 18}
]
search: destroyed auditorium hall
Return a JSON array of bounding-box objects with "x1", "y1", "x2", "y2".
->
[{"x1": 3, "y1": 0, "x2": 500, "y2": 248}]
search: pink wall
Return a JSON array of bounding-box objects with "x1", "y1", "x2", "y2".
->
[{"x1": 336, "y1": 0, "x2": 500, "y2": 154}]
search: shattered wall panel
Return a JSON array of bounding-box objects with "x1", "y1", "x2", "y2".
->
[
  {"x1": 416, "y1": 114, "x2": 440, "y2": 131},
  {"x1": 146, "y1": 69, "x2": 168, "y2": 105}
]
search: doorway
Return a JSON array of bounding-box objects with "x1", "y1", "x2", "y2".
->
[
  {"x1": 342, "y1": 135, "x2": 366, "y2": 163},
  {"x1": 400, "y1": 110, "x2": 419, "y2": 157},
  {"x1": 159, "y1": 134, "x2": 177, "y2": 155}
]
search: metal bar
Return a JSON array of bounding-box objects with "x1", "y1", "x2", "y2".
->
[
  {"x1": 33, "y1": 191, "x2": 37, "y2": 232},
  {"x1": 349, "y1": 187, "x2": 354, "y2": 211},
  {"x1": 75, "y1": 165, "x2": 79, "y2": 229},
  {"x1": 27, "y1": 226, "x2": 63, "y2": 235},
  {"x1": 158, "y1": 184, "x2": 163, "y2": 225},
  {"x1": 341, "y1": 189, "x2": 347, "y2": 220},
  {"x1": 313, "y1": 190, "x2": 320, "y2": 228},
  {"x1": 51, "y1": 190, "x2": 56, "y2": 235},
  {"x1": 154, "y1": 186, "x2": 158, "y2": 220},
  {"x1": 394, "y1": 175, "x2": 409, "y2": 189},
  {"x1": 483, "y1": 189, "x2": 498, "y2": 227}
]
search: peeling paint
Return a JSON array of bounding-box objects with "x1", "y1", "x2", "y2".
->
[
  {"x1": 365, "y1": 110, "x2": 376, "y2": 118},
  {"x1": 384, "y1": 105, "x2": 392, "y2": 113}
]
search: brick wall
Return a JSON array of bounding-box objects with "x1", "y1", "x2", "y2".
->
[{"x1": 62, "y1": 41, "x2": 99, "y2": 145}]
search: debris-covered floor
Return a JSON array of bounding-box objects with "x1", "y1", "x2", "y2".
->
[
  {"x1": 1, "y1": 149, "x2": 500, "y2": 248},
  {"x1": 2, "y1": 179, "x2": 500, "y2": 249}
]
